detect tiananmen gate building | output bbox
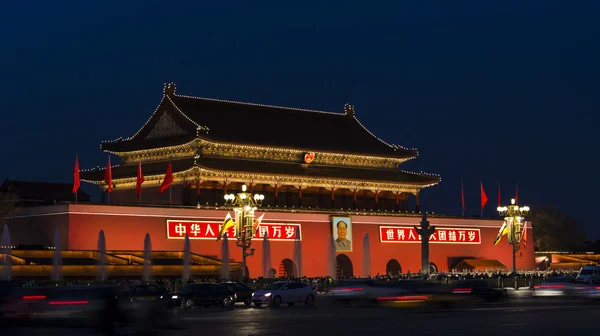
[2,83,535,279]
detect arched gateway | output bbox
[336,254,353,278]
[386,259,402,276]
[278,258,298,277]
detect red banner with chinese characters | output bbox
[379,226,481,244]
[166,220,302,241]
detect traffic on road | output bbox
[1,273,600,335]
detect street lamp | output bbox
[223,184,265,278]
[497,198,530,274]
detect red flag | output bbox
[104,155,113,193]
[461,179,465,214]
[136,160,144,197]
[159,162,173,194]
[515,184,519,203]
[480,182,488,209]
[72,154,80,194]
[497,181,501,207]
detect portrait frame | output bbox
[331,216,353,252]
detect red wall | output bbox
[4,205,70,250]
[8,204,536,277]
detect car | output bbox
[252,281,316,307]
[220,282,254,306]
[177,283,236,309]
[451,279,506,302]
[328,279,454,307]
[0,285,120,331]
[116,284,172,327]
[118,284,169,303]
[532,276,579,297]
[576,265,600,283]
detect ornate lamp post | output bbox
[497,198,530,274]
[224,184,265,278]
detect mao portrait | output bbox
[332,216,352,252]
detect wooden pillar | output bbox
[274,183,279,207]
[316,187,322,207]
[353,189,358,209]
[415,191,420,212]
[395,191,399,211]
[330,188,335,209]
[222,180,227,206]
[196,179,201,195]
[298,185,303,207]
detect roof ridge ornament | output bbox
[344,103,355,117]
[164,82,176,96]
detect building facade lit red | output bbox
[5,203,534,277]
[2,83,535,278]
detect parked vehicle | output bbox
[252,281,316,307]
[220,282,254,306]
[576,265,600,283]
[178,283,236,309]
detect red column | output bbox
[330,188,335,208]
[415,192,420,212]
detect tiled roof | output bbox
[80,157,439,186]
[81,158,196,180]
[101,85,418,158]
[0,179,90,202]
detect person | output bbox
[334,220,352,251]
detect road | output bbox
[4,298,600,335]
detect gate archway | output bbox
[278,258,298,278]
[429,262,438,274]
[386,259,402,276]
[336,254,353,278]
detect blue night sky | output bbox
[1,1,598,237]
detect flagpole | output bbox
[480,182,483,218]
[74,153,78,204]
[498,180,500,207]
[461,177,464,217]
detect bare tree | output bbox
[531,206,587,252]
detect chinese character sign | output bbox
[167,220,301,241]
[379,226,481,244]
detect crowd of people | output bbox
[9,269,581,292]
